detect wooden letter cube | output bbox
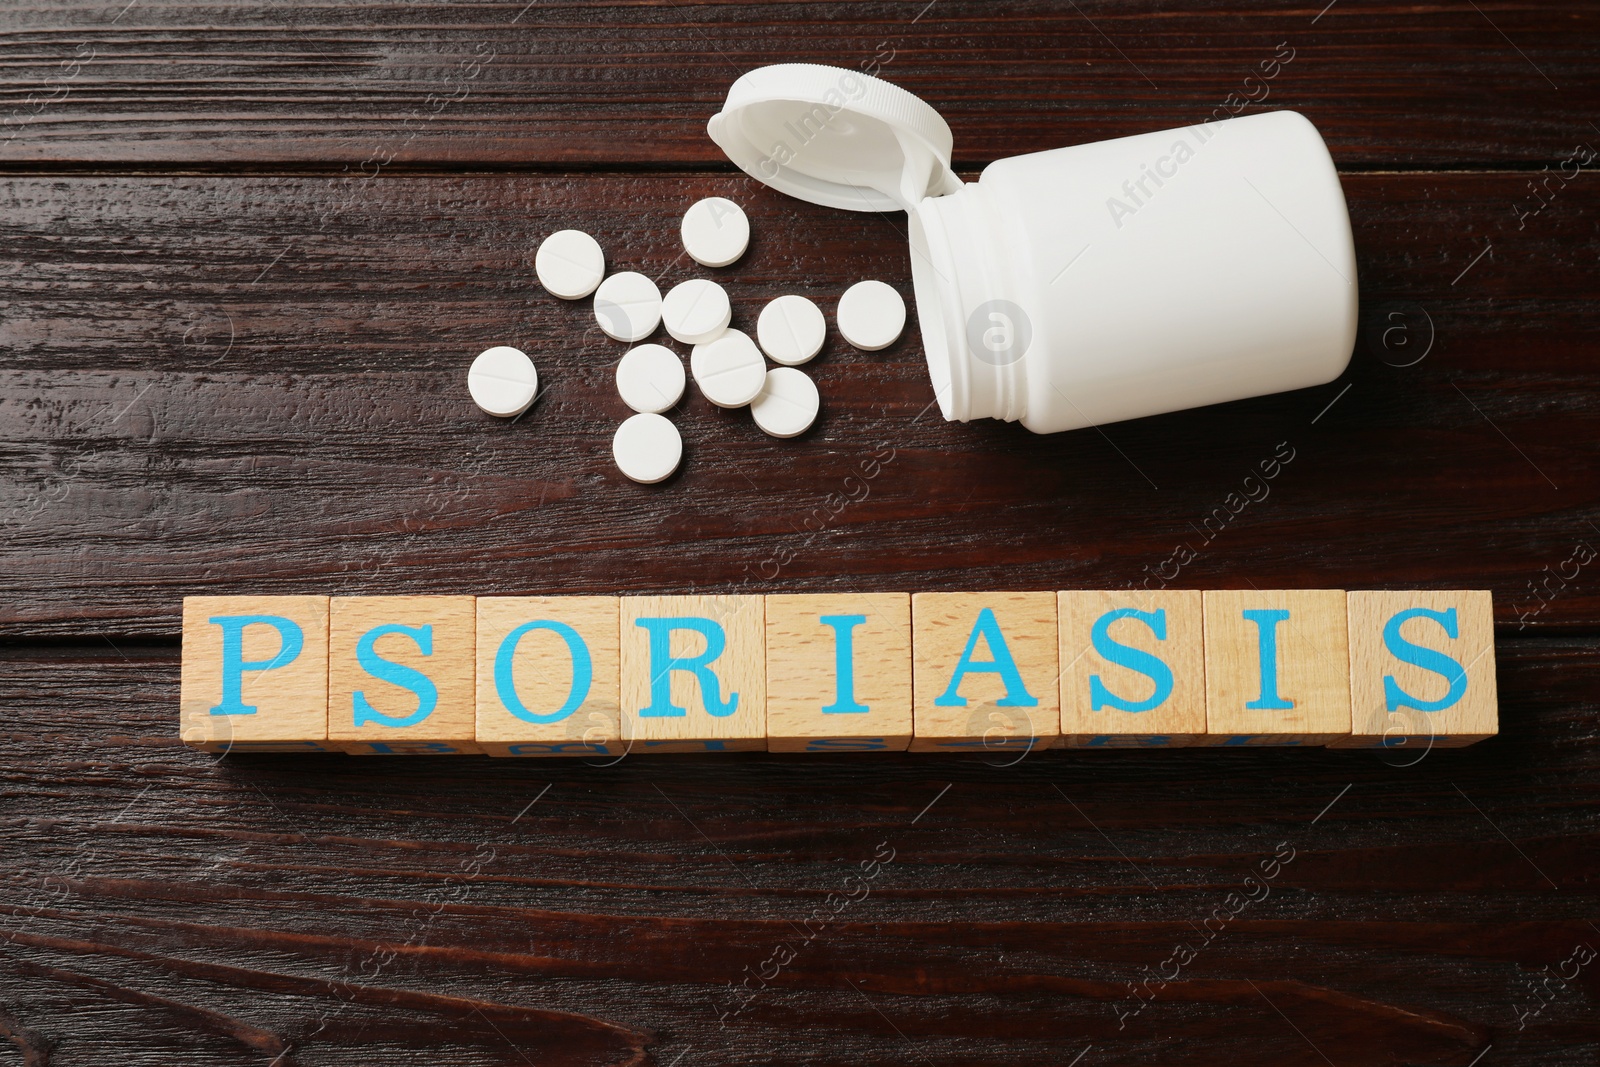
[1330,590,1498,749]
[476,596,623,757]
[180,595,333,753]
[621,596,766,753]
[328,595,480,754]
[1201,589,1350,746]
[910,592,1060,752]
[1058,590,1204,748]
[765,592,911,753]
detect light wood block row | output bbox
[179,589,1500,754]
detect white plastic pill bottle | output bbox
[708,64,1358,434]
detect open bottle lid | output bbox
[707,63,963,214]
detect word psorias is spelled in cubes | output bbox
[178,590,1499,756]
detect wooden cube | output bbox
[765,592,911,753]
[180,595,333,753]
[1058,590,1204,748]
[1329,590,1498,749]
[620,595,766,752]
[476,596,623,757]
[1200,589,1350,746]
[328,596,480,754]
[910,592,1060,752]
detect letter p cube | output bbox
[180,595,333,753]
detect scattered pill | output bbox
[593,271,663,342]
[756,294,827,366]
[615,343,687,414]
[690,329,767,408]
[750,366,820,438]
[836,279,906,351]
[681,196,750,268]
[534,229,605,300]
[661,279,733,345]
[467,345,539,418]
[613,412,682,484]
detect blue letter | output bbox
[1382,607,1468,712]
[352,624,437,728]
[1242,609,1294,710]
[495,620,592,724]
[1088,608,1174,713]
[933,608,1039,708]
[208,614,303,716]
[635,617,738,718]
[819,614,869,714]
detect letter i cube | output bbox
[1059,590,1204,748]
[476,596,624,757]
[1200,589,1350,746]
[1330,590,1498,749]
[910,592,1060,752]
[180,595,333,753]
[328,595,480,754]
[765,592,912,752]
[620,595,766,753]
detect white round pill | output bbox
[750,366,820,439]
[467,345,538,418]
[615,343,686,414]
[756,294,826,366]
[690,329,767,408]
[661,279,732,345]
[534,229,605,300]
[593,271,663,342]
[681,197,749,268]
[837,280,907,351]
[612,412,682,484]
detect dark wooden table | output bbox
[2,3,1597,1064]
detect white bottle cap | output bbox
[706,64,963,214]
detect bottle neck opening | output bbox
[909,187,1028,425]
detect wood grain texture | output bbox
[1,638,1596,1065]
[2,2,1597,1061]
[0,2,1595,166]
[0,170,1595,637]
